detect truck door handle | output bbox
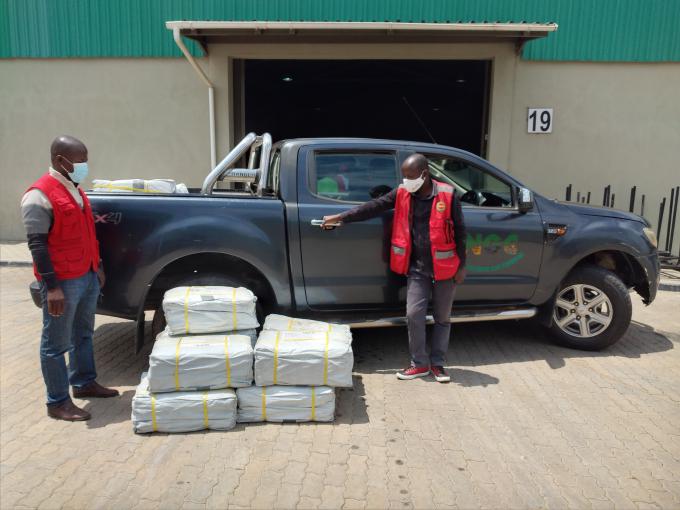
[311,219,341,229]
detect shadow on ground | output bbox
[352,318,675,374]
[90,316,675,395]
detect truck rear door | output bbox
[296,143,404,310]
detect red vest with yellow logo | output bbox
[390,179,460,281]
[27,173,100,281]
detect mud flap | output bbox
[135,305,146,354]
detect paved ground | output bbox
[1,266,679,510]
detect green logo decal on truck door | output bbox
[465,233,524,272]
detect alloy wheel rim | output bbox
[553,284,613,338]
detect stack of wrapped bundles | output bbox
[147,330,253,393]
[132,373,237,433]
[237,385,335,423]
[92,178,180,194]
[263,314,351,337]
[253,330,353,387]
[132,285,260,433]
[238,315,353,423]
[162,286,259,337]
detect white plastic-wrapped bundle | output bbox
[163,286,259,335]
[175,183,189,193]
[131,373,237,433]
[148,330,253,392]
[236,385,335,423]
[254,330,354,388]
[263,314,351,339]
[92,179,177,194]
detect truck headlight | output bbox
[643,227,657,248]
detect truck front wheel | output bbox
[549,265,632,351]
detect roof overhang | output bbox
[165,20,557,53]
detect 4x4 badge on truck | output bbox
[93,212,122,225]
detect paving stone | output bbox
[1,265,679,510]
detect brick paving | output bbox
[1,265,679,509]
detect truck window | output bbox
[309,152,398,203]
[427,155,513,208]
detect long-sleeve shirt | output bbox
[339,182,467,277]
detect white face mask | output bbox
[402,171,426,193]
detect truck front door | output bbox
[297,145,404,310]
[424,152,544,303]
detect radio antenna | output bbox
[402,96,437,144]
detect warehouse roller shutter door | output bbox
[239,59,491,156]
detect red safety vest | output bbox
[27,173,100,281]
[390,179,460,281]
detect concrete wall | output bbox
[508,61,680,254]
[0,59,211,241]
[2,51,679,255]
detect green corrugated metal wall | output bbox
[1,0,679,61]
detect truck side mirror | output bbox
[517,187,534,213]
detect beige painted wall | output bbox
[2,51,679,255]
[508,61,680,254]
[0,59,211,241]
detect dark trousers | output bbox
[406,272,457,368]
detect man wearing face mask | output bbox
[20,135,118,421]
[322,153,466,383]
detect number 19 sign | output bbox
[527,108,553,133]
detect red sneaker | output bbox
[397,366,430,380]
[430,366,451,383]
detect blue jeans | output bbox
[40,270,99,405]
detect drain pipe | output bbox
[172,27,216,169]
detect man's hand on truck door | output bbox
[321,214,344,230]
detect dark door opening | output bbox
[240,59,491,156]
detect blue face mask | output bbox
[61,157,89,184]
[71,162,89,184]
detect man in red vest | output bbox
[322,153,467,382]
[21,135,119,421]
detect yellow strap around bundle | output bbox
[224,336,232,387]
[231,288,238,329]
[323,332,329,385]
[174,338,183,390]
[310,387,316,421]
[183,287,192,332]
[272,331,281,384]
[151,394,158,432]
[261,386,267,421]
[202,392,210,428]
[287,318,293,331]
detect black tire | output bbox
[548,265,632,351]
[150,272,264,340]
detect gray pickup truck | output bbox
[88,133,659,352]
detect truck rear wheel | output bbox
[151,273,264,340]
[548,265,632,351]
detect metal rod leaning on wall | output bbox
[611,193,615,209]
[666,188,676,252]
[587,191,591,204]
[565,184,572,201]
[657,197,666,239]
[629,186,636,213]
[641,195,645,217]
[669,186,679,253]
